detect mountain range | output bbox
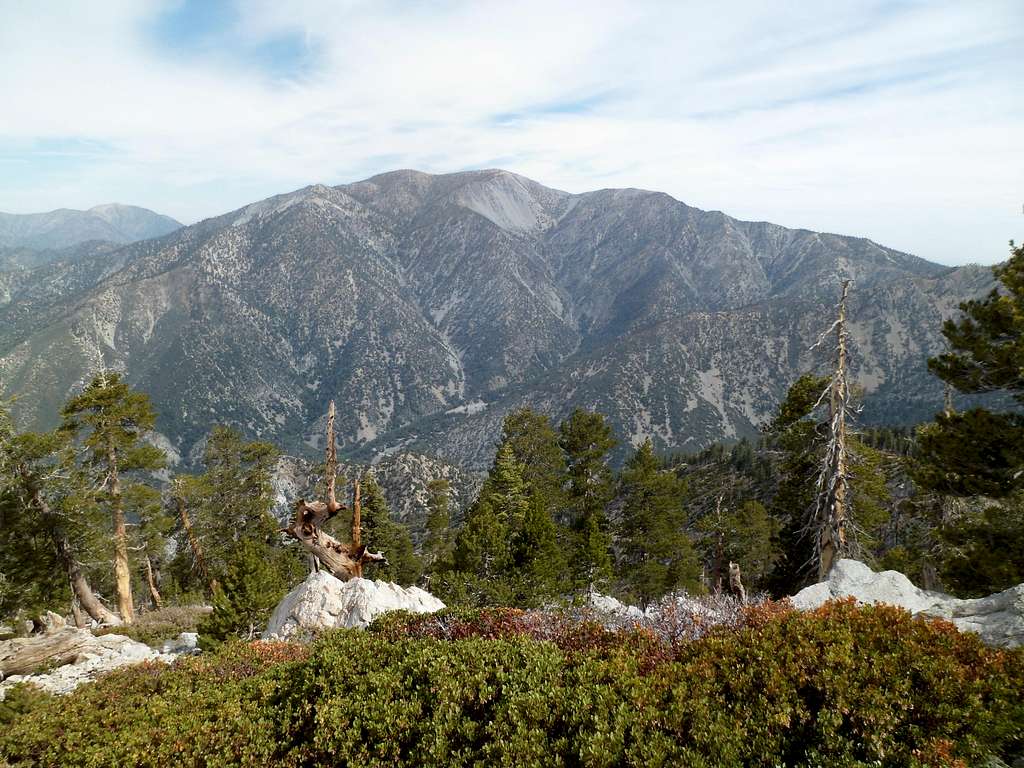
[0,169,995,469]
[0,203,182,256]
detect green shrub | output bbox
[0,683,53,726]
[1,602,1021,767]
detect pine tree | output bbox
[445,496,513,606]
[559,409,616,590]
[499,408,568,513]
[197,538,293,650]
[921,241,1024,497]
[168,425,292,598]
[360,472,421,585]
[443,446,526,605]
[60,373,165,623]
[617,440,700,607]
[423,478,453,571]
[697,500,780,594]
[0,405,117,624]
[509,494,567,606]
[908,242,1024,592]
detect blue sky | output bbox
[0,0,1021,265]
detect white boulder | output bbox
[262,572,446,641]
[791,559,1024,648]
[160,632,199,656]
[586,591,645,621]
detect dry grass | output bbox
[94,604,211,647]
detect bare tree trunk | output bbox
[817,280,851,580]
[175,493,218,594]
[59,528,122,626]
[70,588,85,628]
[108,436,134,624]
[281,401,387,580]
[145,556,163,610]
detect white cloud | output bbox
[0,0,1020,264]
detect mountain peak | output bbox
[0,204,182,250]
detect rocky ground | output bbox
[0,626,197,699]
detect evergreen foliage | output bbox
[697,499,780,593]
[616,440,700,606]
[59,372,166,621]
[441,417,568,607]
[360,472,421,586]
[196,538,297,651]
[167,426,285,596]
[422,478,452,570]
[922,241,1024,497]
[559,408,616,590]
[498,408,568,512]
[0,406,114,620]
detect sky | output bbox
[0,0,1021,266]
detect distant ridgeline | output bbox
[0,169,997,470]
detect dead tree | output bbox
[813,280,852,580]
[144,556,163,610]
[710,494,726,594]
[281,401,386,579]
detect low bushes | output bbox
[1,601,1021,767]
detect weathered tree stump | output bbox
[280,402,386,580]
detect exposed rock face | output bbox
[262,571,445,641]
[0,627,195,698]
[791,559,1024,648]
[0,169,993,468]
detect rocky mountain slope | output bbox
[0,169,995,469]
[270,451,481,544]
[0,203,181,252]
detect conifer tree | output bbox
[0,404,119,624]
[446,496,512,606]
[509,494,567,606]
[697,499,780,593]
[197,538,291,650]
[499,408,568,513]
[423,478,453,571]
[442,422,568,606]
[559,409,616,590]
[360,472,421,585]
[906,242,1024,592]
[920,241,1024,497]
[200,425,281,544]
[60,373,165,623]
[617,440,700,607]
